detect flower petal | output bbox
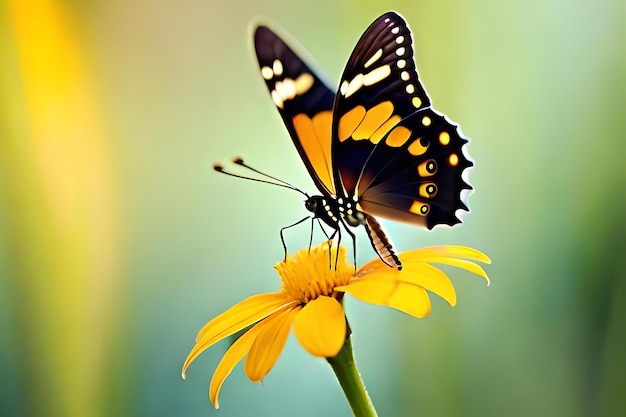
[195,292,291,341]
[293,296,346,357]
[416,256,490,285]
[208,321,265,409]
[352,262,457,306]
[337,279,432,318]
[403,245,491,264]
[244,307,300,382]
[182,292,295,379]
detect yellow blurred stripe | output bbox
[1,1,123,416]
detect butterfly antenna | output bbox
[232,157,304,190]
[213,158,309,198]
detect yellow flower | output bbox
[182,242,490,408]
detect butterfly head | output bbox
[304,196,318,213]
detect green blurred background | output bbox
[1,0,625,416]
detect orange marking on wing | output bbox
[409,201,430,216]
[293,112,335,193]
[386,126,412,147]
[338,106,366,141]
[370,115,401,144]
[407,137,428,156]
[352,101,394,140]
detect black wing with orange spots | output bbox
[357,109,473,229]
[331,11,472,229]
[251,13,474,270]
[254,26,336,195]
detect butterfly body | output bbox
[304,195,364,229]
[252,12,473,269]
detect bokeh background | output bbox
[1,0,625,416]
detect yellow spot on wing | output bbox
[338,106,366,141]
[370,115,401,144]
[407,138,428,155]
[449,153,459,166]
[292,112,335,193]
[386,126,412,147]
[363,65,391,86]
[364,48,383,69]
[418,160,437,177]
[419,183,438,198]
[295,73,314,95]
[409,201,430,216]
[412,97,422,108]
[352,101,394,140]
[439,131,450,145]
[422,116,431,126]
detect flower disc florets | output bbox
[275,243,353,303]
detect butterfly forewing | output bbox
[335,12,430,115]
[330,12,433,195]
[254,26,336,195]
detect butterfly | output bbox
[241,11,472,270]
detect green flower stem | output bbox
[327,336,378,417]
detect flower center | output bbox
[275,243,353,304]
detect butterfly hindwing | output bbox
[254,26,336,195]
[357,108,473,229]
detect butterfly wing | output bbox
[331,11,472,228]
[254,25,336,195]
[357,109,473,229]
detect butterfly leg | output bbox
[344,226,357,273]
[325,227,339,269]
[280,216,311,261]
[337,218,357,273]
[317,218,332,240]
[307,217,315,253]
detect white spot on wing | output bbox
[282,78,296,99]
[401,71,410,81]
[340,80,349,96]
[344,73,364,98]
[275,80,286,98]
[261,66,273,80]
[391,27,400,34]
[406,84,415,94]
[397,59,406,69]
[363,65,391,86]
[272,59,283,76]
[271,90,283,109]
[396,47,406,56]
[396,36,404,44]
